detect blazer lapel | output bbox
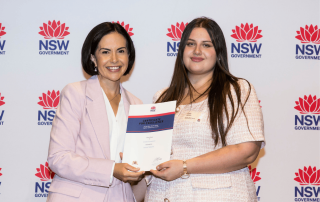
[85,76,110,159]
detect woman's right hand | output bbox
[114,153,144,183]
[113,163,145,183]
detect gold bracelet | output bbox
[181,160,190,179]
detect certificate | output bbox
[122,101,176,171]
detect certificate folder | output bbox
[123,101,176,171]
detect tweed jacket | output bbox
[145,80,265,202]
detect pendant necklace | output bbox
[109,92,120,102]
[105,86,120,102]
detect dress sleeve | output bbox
[225,80,265,148]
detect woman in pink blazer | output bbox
[46,22,145,202]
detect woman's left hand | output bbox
[150,160,183,181]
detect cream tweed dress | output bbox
[144,80,265,202]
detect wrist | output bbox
[181,160,190,179]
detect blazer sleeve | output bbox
[47,83,114,187]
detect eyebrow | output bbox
[187,38,212,43]
[99,47,126,51]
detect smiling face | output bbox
[91,32,129,83]
[183,27,217,77]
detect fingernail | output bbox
[157,166,159,169]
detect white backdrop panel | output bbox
[0,0,319,201]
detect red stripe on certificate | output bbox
[128,112,175,118]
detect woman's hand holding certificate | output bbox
[150,160,184,181]
[113,162,144,183]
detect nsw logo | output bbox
[294,95,320,130]
[150,106,156,112]
[295,25,320,60]
[112,21,134,36]
[294,166,320,200]
[0,23,6,55]
[35,162,55,197]
[249,165,261,201]
[230,23,263,59]
[0,167,2,189]
[166,22,188,57]
[37,90,59,125]
[0,92,5,125]
[0,92,5,106]
[39,20,70,55]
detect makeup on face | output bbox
[183,28,217,76]
[191,57,204,62]
[92,32,129,82]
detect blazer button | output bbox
[164,198,170,202]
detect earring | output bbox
[94,66,97,72]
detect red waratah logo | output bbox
[294,166,320,186]
[295,25,320,44]
[37,90,60,109]
[0,93,5,106]
[294,95,320,114]
[112,21,134,36]
[0,168,2,177]
[231,23,263,42]
[38,20,70,39]
[35,162,55,181]
[249,165,261,183]
[0,23,6,38]
[166,22,188,41]
[150,106,156,112]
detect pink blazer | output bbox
[47,75,142,202]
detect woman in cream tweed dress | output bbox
[133,17,265,202]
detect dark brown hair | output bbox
[157,17,251,147]
[81,22,135,76]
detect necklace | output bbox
[104,86,120,102]
[109,93,120,102]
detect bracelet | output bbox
[181,160,190,179]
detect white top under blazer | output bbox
[144,79,265,202]
[101,88,127,185]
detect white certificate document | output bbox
[122,101,176,171]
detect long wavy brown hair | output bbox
[156,17,251,147]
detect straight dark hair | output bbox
[81,22,135,76]
[157,17,251,147]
